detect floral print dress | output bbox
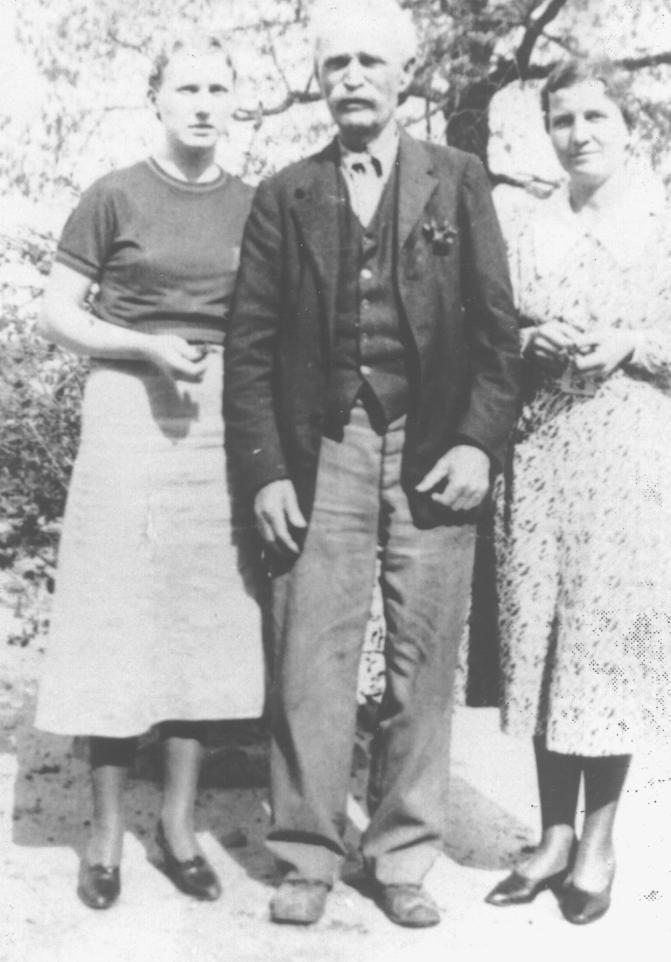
[495,176,671,755]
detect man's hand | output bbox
[572,330,637,377]
[254,479,307,555]
[415,444,490,511]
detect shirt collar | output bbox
[338,123,400,180]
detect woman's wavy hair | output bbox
[541,58,637,131]
[148,32,235,97]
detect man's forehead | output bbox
[316,24,402,64]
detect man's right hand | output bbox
[254,479,307,555]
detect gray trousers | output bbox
[268,403,476,884]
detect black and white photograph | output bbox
[1,1,670,960]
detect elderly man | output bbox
[225,0,520,927]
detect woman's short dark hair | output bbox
[148,33,235,96]
[541,58,637,130]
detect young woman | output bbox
[487,59,671,924]
[35,34,265,909]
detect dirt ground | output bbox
[1,628,671,962]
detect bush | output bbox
[0,227,86,577]
[0,318,86,574]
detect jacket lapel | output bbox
[396,131,439,254]
[290,140,342,343]
[290,133,439,347]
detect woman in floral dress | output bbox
[486,59,671,924]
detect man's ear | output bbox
[399,56,416,96]
[147,88,161,120]
[313,55,324,95]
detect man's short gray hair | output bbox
[311,0,418,66]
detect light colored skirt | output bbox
[36,348,266,737]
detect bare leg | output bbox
[516,737,580,880]
[87,737,137,865]
[572,753,631,891]
[159,721,208,859]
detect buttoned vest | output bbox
[326,162,411,432]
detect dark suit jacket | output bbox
[225,131,521,528]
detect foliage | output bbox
[0,229,86,574]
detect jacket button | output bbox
[360,364,372,375]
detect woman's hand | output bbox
[40,265,209,381]
[146,336,209,382]
[572,330,637,377]
[525,320,582,373]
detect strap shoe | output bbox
[156,821,221,901]
[77,862,120,910]
[560,878,613,925]
[485,865,571,906]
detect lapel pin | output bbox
[422,218,457,253]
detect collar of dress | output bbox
[532,166,666,274]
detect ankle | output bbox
[86,824,124,866]
[158,810,199,858]
[518,834,575,879]
[571,842,616,890]
[159,807,195,834]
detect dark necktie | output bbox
[351,155,383,177]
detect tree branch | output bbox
[617,51,671,70]
[265,27,294,97]
[106,29,149,56]
[233,89,322,122]
[514,0,569,78]
[541,30,579,54]
[491,48,671,86]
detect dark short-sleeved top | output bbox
[56,158,253,341]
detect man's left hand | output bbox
[415,444,491,511]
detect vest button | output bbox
[360,364,372,375]
[361,299,370,310]
[360,268,372,280]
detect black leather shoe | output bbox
[376,884,441,928]
[485,866,570,906]
[156,821,222,901]
[560,880,612,924]
[77,862,120,910]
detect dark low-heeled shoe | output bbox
[156,821,222,901]
[77,861,120,910]
[560,879,613,925]
[485,865,570,907]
